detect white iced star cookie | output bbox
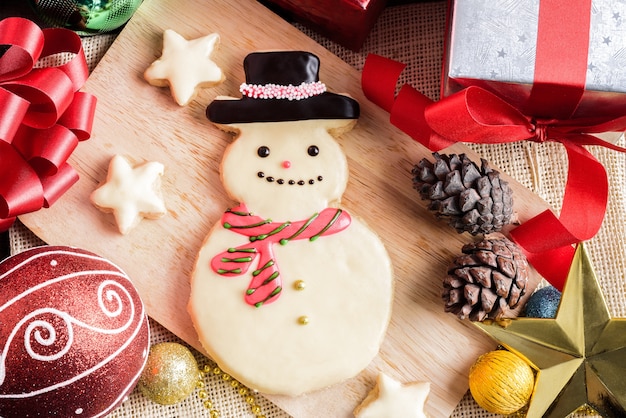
[144,29,224,106]
[90,155,166,235]
[354,373,430,418]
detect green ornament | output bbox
[29,0,143,34]
[138,342,199,405]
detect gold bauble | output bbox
[469,349,534,415]
[138,342,199,405]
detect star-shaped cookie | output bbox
[90,155,166,235]
[144,29,224,106]
[354,373,430,418]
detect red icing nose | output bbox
[282,160,291,169]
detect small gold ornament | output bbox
[138,346,268,416]
[138,342,199,405]
[469,350,534,414]
[294,280,306,290]
[298,315,310,325]
[474,243,626,417]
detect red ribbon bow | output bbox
[362,54,626,291]
[0,17,97,231]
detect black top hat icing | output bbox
[207,51,360,124]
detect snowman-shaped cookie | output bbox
[189,51,394,396]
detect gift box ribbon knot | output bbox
[0,17,96,231]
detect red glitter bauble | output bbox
[0,246,150,418]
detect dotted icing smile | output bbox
[257,171,323,185]
[255,144,322,186]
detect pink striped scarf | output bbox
[210,205,351,307]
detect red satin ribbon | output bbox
[362,54,626,290]
[525,0,591,119]
[0,17,96,230]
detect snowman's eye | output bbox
[257,146,270,158]
[307,145,319,157]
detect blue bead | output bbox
[525,286,561,318]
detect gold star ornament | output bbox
[475,243,626,417]
[90,155,166,235]
[353,373,430,418]
[144,29,224,106]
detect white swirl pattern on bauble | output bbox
[0,249,145,399]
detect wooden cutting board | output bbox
[20,0,550,416]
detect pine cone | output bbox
[442,238,529,321]
[412,153,514,235]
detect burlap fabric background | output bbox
[7,1,625,416]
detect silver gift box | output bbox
[442,0,626,119]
